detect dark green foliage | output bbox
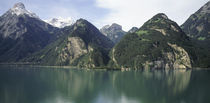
[189,39,210,68]
[111,13,194,69]
[70,20,114,49]
[23,19,114,68]
[181,1,210,68]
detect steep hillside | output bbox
[110,13,195,70]
[182,1,210,68]
[23,19,114,68]
[0,2,57,62]
[182,1,210,40]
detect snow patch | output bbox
[10,2,39,18]
[45,17,74,28]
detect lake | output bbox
[0,65,210,103]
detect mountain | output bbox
[181,1,210,67]
[0,2,57,62]
[45,17,74,28]
[110,13,194,70]
[6,2,39,18]
[181,1,210,40]
[128,27,138,33]
[23,19,114,68]
[100,23,126,44]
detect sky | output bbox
[0,0,209,31]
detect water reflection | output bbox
[0,66,209,103]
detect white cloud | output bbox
[29,4,80,21]
[47,6,80,20]
[95,0,209,31]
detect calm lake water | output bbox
[0,65,210,103]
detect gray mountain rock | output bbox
[181,1,210,40]
[100,23,126,44]
[128,27,138,33]
[0,2,57,62]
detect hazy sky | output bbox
[0,0,209,31]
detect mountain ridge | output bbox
[110,13,194,69]
[45,17,74,28]
[22,19,114,68]
[181,1,210,40]
[181,1,210,68]
[0,2,58,62]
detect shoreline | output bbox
[0,63,209,71]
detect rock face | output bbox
[181,1,210,40]
[128,27,138,33]
[0,2,57,62]
[59,37,88,64]
[164,43,191,69]
[100,23,126,44]
[111,13,193,70]
[24,19,114,68]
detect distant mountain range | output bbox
[45,17,74,28]
[0,2,210,69]
[100,23,126,44]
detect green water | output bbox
[0,66,210,103]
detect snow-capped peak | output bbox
[9,2,39,18]
[13,2,25,9]
[102,25,110,29]
[45,17,74,28]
